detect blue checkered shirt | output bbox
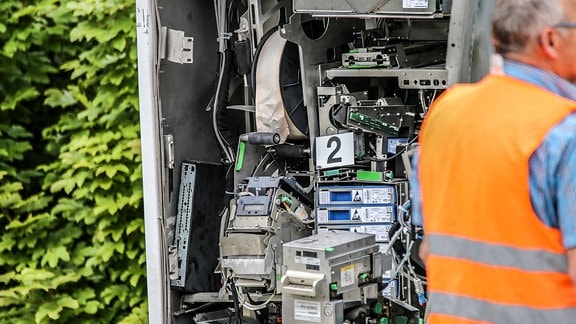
[412,60,576,249]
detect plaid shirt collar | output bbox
[503,59,576,102]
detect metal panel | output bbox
[294,0,438,18]
[136,0,167,323]
[446,0,493,85]
[138,0,225,322]
[221,234,268,256]
[170,162,225,292]
[156,1,223,321]
[326,67,448,90]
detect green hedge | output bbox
[0,0,146,322]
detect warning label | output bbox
[341,264,355,287]
[352,190,363,202]
[351,208,362,221]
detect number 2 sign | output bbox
[315,133,355,169]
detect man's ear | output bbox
[539,28,561,59]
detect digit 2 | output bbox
[327,137,342,164]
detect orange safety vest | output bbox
[419,74,576,323]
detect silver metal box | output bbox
[281,232,381,323]
[282,232,379,290]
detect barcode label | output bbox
[294,300,321,322]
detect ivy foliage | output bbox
[0,0,146,323]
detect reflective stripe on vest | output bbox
[429,234,568,273]
[430,292,576,324]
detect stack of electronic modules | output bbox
[342,43,447,70]
[316,183,400,298]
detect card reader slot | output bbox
[280,270,325,297]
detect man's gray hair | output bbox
[492,0,564,54]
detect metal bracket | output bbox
[163,134,175,169]
[159,27,194,64]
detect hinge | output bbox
[159,27,194,64]
[163,134,175,169]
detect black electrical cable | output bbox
[268,151,287,176]
[212,0,239,165]
[251,152,284,177]
[230,280,243,324]
[227,0,235,24]
[214,50,236,159]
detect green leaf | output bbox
[42,246,70,268]
[50,178,76,194]
[126,219,144,235]
[35,301,62,322]
[16,195,52,213]
[52,198,83,215]
[112,227,124,242]
[96,164,129,178]
[6,213,52,230]
[112,37,126,51]
[1,87,39,110]
[17,268,55,282]
[44,89,78,108]
[84,300,99,314]
[0,297,21,308]
[0,271,16,284]
[57,296,79,310]
[129,273,141,287]
[125,248,138,260]
[99,243,116,262]
[2,39,24,58]
[75,288,96,304]
[95,194,118,214]
[6,125,32,139]
[50,272,81,288]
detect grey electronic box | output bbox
[281,232,382,323]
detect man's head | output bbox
[492,0,576,82]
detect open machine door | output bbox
[136,1,494,323]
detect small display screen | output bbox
[303,251,318,258]
[387,137,409,155]
[244,204,265,211]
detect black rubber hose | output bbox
[274,144,310,159]
[250,27,280,99]
[245,132,281,145]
